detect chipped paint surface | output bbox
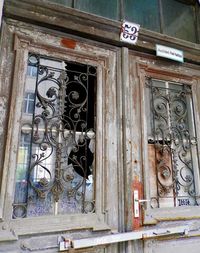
[0,96,7,136]
[61,38,76,49]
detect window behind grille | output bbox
[146,79,200,208]
[13,54,97,218]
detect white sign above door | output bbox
[156,44,184,63]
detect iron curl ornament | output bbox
[13,54,96,218]
[146,78,200,208]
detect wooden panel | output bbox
[133,52,200,224]
[0,23,120,236]
[148,238,200,253]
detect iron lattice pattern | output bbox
[13,54,96,218]
[147,78,200,208]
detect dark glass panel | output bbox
[161,0,196,42]
[48,0,72,7]
[75,0,119,20]
[124,0,160,32]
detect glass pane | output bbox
[161,0,196,42]
[13,54,97,218]
[27,66,37,77]
[124,0,160,32]
[48,0,72,7]
[146,78,200,209]
[24,92,35,114]
[75,0,119,20]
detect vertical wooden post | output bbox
[0,0,4,28]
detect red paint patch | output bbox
[61,38,76,49]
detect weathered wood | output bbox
[131,52,200,225]
[0,230,17,242]
[0,2,200,252]
[147,237,200,253]
[3,0,200,64]
[0,23,122,237]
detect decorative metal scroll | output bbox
[147,78,200,208]
[13,54,96,218]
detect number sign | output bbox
[120,21,140,45]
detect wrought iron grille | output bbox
[146,78,200,208]
[13,54,97,218]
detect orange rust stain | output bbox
[132,177,143,230]
[61,38,77,49]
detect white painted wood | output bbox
[148,237,200,253]
[0,230,17,242]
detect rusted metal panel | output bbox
[148,144,174,209]
[132,178,143,229]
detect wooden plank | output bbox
[0,230,18,242]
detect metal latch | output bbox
[58,237,72,251]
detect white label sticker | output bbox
[156,44,184,63]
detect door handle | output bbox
[133,190,150,217]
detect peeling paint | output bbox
[0,96,7,136]
[61,38,76,49]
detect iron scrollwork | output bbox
[13,54,96,218]
[147,78,199,208]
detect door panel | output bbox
[127,51,200,224]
